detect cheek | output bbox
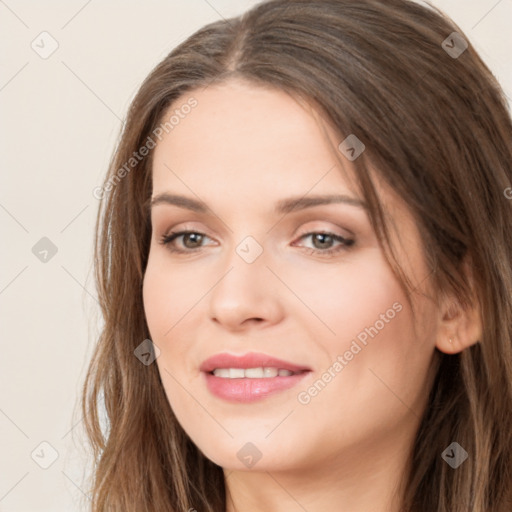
[142,251,211,390]
[142,258,196,408]
[294,253,427,408]
[303,288,433,446]
[142,253,197,340]
[293,250,407,347]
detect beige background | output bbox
[0,1,511,510]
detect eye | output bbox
[294,231,355,256]
[159,230,212,253]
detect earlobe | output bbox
[436,332,480,355]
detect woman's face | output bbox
[143,78,439,474]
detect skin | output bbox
[142,78,482,512]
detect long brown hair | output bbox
[82,0,512,510]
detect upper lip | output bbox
[200,352,312,373]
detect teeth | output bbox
[212,368,230,378]
[212,367,297,378]
[246,367,276,378]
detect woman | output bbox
[82,0,512,510]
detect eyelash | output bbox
[158,230,355,257]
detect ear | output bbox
[435,257,483,355]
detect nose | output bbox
[208,244,285,331]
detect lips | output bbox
[200,351,312,403]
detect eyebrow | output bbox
[150,192,367,214]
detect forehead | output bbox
[151,79,360,199]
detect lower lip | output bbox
[203,371,310,403]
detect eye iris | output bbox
[183,233,203,248]
[312,233,333,249]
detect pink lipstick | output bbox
[200,352,311,403]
